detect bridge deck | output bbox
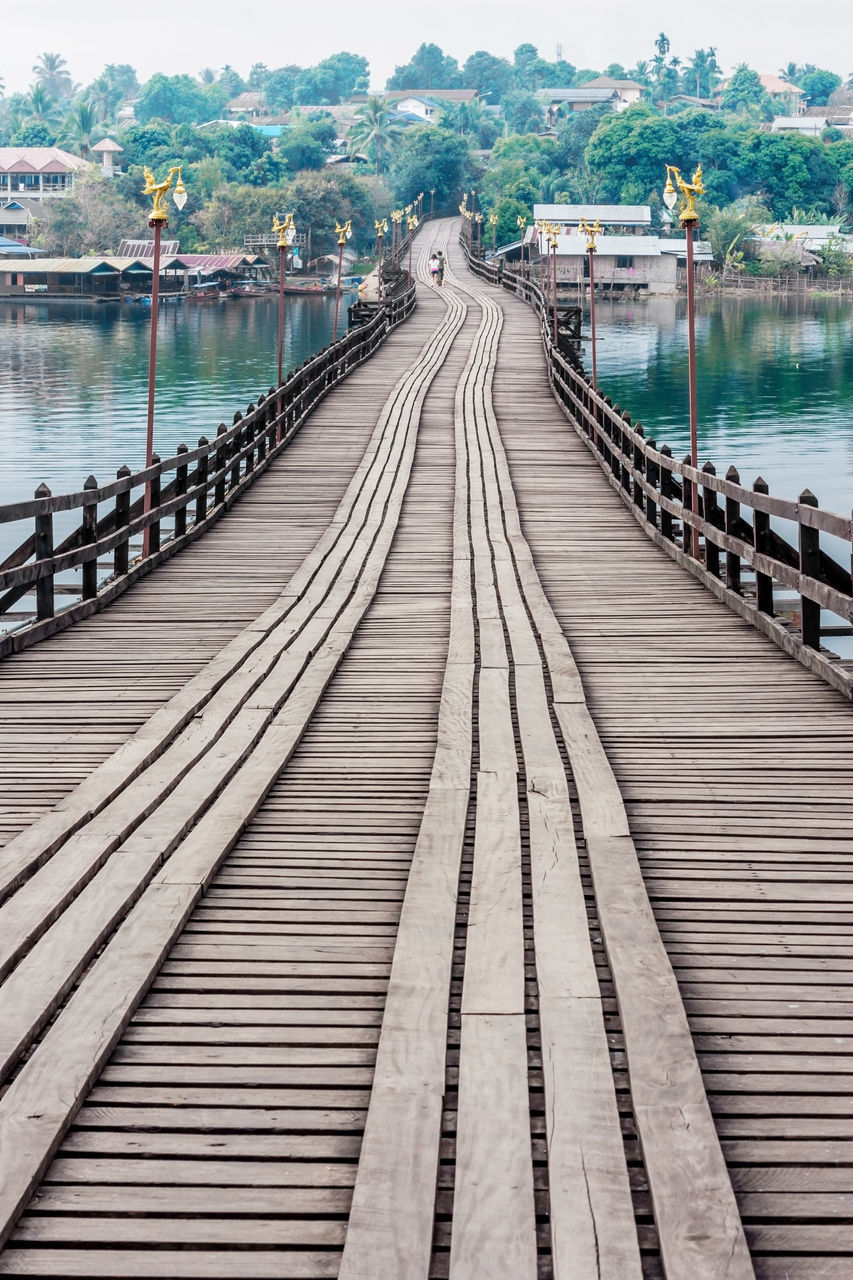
[0,223,851,1279]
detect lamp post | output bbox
[391,210,403,263]
[517,215,527,275]
[333,218,352,341]
[488,213,498,254]
[417,192,424,219]
[272,212,295,388]
[474,211,483,259]
[406,212,418,283]
[579,217,601,388]
[663,162,705,559]
[430,188,435,217]
[547,222,559,346]
[375,217,387,306]
[141,163,186,558]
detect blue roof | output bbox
[0,235,45,256]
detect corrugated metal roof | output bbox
[534,204,652,224]
[4,257,120,274]
[0,147,89,173]
[538,87,618,102]
[537,233,664,257]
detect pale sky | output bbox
[2,0,851,97]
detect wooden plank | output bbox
[449,1013,538,1279]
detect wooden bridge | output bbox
[0,220,852,1279]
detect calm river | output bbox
[1,289,851,536]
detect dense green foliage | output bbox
[0,37,850,271]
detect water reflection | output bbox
[0,296,338,508]
[592,294,853,517]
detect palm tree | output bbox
[26,85,60,125]
[61,100,102,158]
[779,62,801,84]
[32,52,74,101]
[628,60,651,86]
[655,33,670,58]
[348,95,404,176]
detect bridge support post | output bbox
[215,426,228,507]
[645,439,658,528]
[682,455,694,556]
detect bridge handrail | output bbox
[0,279,417,658]
[463,239,853,698]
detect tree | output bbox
[11,120,56,147]
[584,105,679,201]
[388,124,473,208]
[685,48,719,99]
[61,100,102,158]
[218,66,244,97]
[799,68,842,106]
[32,52,74,101]
[701,197,766,268]
[554,103,612,168]
[655,33,670,57]
[502,91,544,135]
[387,43,462,91]
[779,62,801,84]
[277,128,328,172]
[24,85,60,126]
[32,169,142,254]
[348,95,404,175]
[292,55,368,106]
[721,65,771,115]
[265,66,302,112]
[135,73,212,125]
[463,51,513,103]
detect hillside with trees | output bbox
[1,38,851,270]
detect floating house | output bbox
[531,230,680,294]
[534,204,653,234]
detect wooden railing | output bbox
[0,278,416,659]
[464,243,853,699]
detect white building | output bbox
[0,147,89,201]
[534,204,652,234]
[533,231,678,294]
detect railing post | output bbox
[245,405,256,475]
[702,461,721,579]
[114,465,131,578]
[619,411,632,496]
[230,413,242,491]
[753,476,774,615]
[195,437,209,526]
[660,446,674,542]
[215,425,228,507]
[148,453,161,555]
[174,444,189,538]
[256,396,267,463]
[725,465,742,593]
[34,483,54,621]
[798,488,821,649]
[645,438,658,528]
[81,475,98,600]
[682,456,694,555]
[633,424,645,512]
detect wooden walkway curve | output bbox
[0,220,851,1279]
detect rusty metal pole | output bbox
[143,216,163,559]
[685,221,700,558]
[588,247,598,389]
[551,240,558,346]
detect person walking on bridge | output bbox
[428,253,440,285]
[436,251,446,287]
